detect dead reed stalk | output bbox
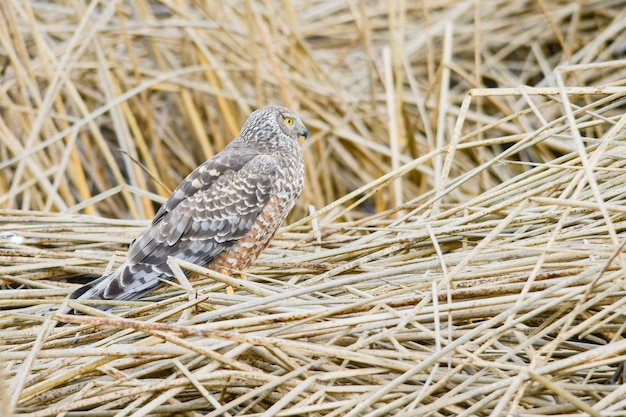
[2,1,626,416]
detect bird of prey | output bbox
[65,105,307,311]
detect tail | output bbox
[61,262,170,315]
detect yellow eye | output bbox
[284,117,294,125]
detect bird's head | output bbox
[240,105,308,149]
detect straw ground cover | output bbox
[2,0,626,415]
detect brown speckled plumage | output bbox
[67,105,307,307]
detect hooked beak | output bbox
[296,118,309,139]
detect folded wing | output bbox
[68,150,277,304]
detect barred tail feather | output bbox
[63,262,169,315]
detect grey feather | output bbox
[64,105,306,313]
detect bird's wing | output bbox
[128,152,277,267]
[70,150,278,303]
[151,141,257,226]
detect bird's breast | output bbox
[209,148,304,273]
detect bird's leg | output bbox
[218,268,235,295]
[223,269,247,295]
[230,272,248,294]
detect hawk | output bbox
[66,105,307,310]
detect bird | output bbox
[64,105,307,312]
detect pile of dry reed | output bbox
[2,1,626,416]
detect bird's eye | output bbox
[284,117,294,125]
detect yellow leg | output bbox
[219,268,234,295]
[225,271,246,295]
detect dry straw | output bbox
[2,1,626,416]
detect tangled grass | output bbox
[2,0,626,416]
